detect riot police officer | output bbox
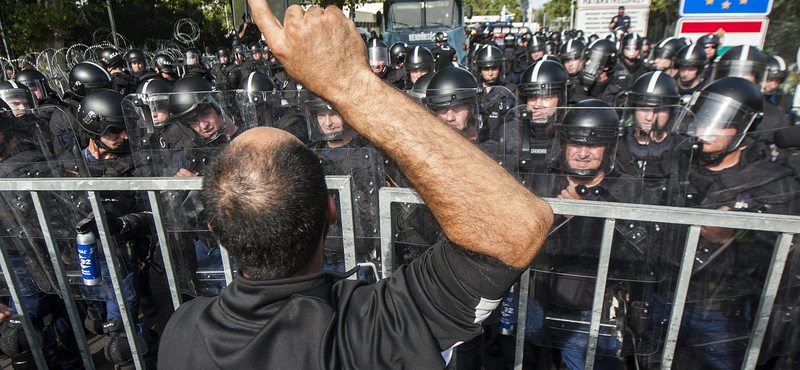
[183,48,210,79]
[424,67,482,142]
[124,49,150,82]
[389,42,408,70]
[368,38,404,89]
[651,37,687,77]
[209,46,239,90]
[431,32,456,72]
[573,39,619,103]
[14,69,63,106]
[0,80,36,117]
[98,47,137,95]
[403,46,434,88]
[151,54,179,84]
[674,43,708,103]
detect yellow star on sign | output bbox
[740,0,747,3]
[706,0,713,4]
[722,0,731,8]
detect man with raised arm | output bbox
[158,1,553,369]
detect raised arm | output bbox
[249,0,552,268]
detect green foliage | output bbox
[542,0,570,19]
[764,0,800,65]
[465,0,527,22]
[0,0,103,53]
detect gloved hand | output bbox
[76,212,126,237]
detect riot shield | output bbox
[510,106,685,359]
[123,90,257,297]
[0,107,66,298]
[313,147,383,281]
[479,85,516,144]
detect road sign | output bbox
[675,18,768,51]
[578,0,651,8]
[575,7,649,36]
[679,0,773,18]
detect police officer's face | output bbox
[98,127,128,151]
[409,68,429,83]
[152,107,170,125]
[4,68,13,80]
[219,55,229,64]
[370,59,386,74]
[4,97,31,117]
[530,50,544,61]
[654,57,672,70]
[131,61,144,73]
[634,107,670,132]
[697,125,737,153]
[316,109,344,135]
[704,44,717,59]
[27,85,43,100]
[189,106,223,138]
[566,143,605,171]
[764,79,779,94]
[252,51,262,61]
[563,58,584,75]
[526,94,559,120]
[678,66,700,84]
[623,46,639,60]
[436,104,470,131]
[480,66,500,82]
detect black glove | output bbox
[76,212,125,236]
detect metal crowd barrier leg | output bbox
[742,232,796,369]
[87,190,147,370]
[583,218,616,370]
[0,236,49,368]
[378,187,424,278]
[30,191,96,369]
[147,190,182,311]
[326,176,357,278]
[660,225,702,370]
[514,269,531,370]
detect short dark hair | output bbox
[619,6,625,9]
[201,139,328,280]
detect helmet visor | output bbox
[687,91,759,151]
[711,60,768,91]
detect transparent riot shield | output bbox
[509,106,687,360]
[654,118,800,369]
[313,147,383,281]
[0,108,64,299]
[479,85,516,144]
[123,90,257,297]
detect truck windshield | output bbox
[387,0,461,31]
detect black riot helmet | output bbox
[389,42,408,68]
[136,78,172,127]
[169,77,231,145]
[520,32,533,45]
[559,38,586,61]
[125,49,146,64]
[580,39,617,87]
[518,59,569,126]
[688,77,763,161]
[545,41,557,55]
[504,33,516,48]
[528,36,547,53]
[405,46,435,73]
[652,37,687,68]
[554,99,621,177]
[424,67,480,131]
[434,32,448,44]
[233,44,248,57]
[240,72,280,127]
[620,33,642,60]
[184,48,202,66]
[153,54,177,75]
[408,71,435,101]
[367,38,390,76]
[0,80,36,115]
[697,34,720,47]
[303,91,350,142]
[711,45,769,90]
[626,71,680,107]
[98,47,125,70]
[67,62,113,99]
[14,69,52,101]
[674,43,707,68]
[217,46,231,58]
[475,45,505,84]
[77,89,126,137]
[249,43,263,58]
[766,55,788,82]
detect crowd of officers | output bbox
[0,18,799,370]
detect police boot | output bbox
[103,320,159,370]
[0,316,42,370]
[83,305,106,335]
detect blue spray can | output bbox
[76,219,101,286]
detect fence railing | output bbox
[0,177,797,370]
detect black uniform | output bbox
[432,43,457,72]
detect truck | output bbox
[378,0,470,63]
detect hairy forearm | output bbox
[331,72,553,268]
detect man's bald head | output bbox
[201,127,328,280]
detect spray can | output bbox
[76,219,101,286]
[499,284,517,336]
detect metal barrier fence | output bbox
[0,178,797,369]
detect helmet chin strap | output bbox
[697,149,728,166]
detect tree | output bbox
[465,0,527,22]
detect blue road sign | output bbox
[679,0,773,17]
